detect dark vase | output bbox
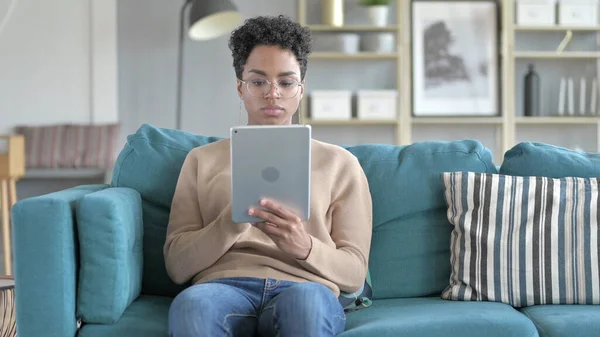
[524,64,540,117]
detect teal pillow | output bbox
[76,187,144,324]
[111,124,222,297]
[501,142,600,178]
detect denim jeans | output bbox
[168,277,346,337]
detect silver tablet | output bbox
[230,125,311,224]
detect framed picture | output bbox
[411,1,499,117]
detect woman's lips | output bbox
[262,105,284,116]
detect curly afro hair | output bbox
[228,15,312,80]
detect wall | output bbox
[117,0,298,141]
[0,0,118,134]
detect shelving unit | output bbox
[297,0,411,147]
[506,0,600,154]
[296,0,600,160]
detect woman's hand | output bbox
[248,199,312,260]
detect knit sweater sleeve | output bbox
[297,154,373,294]
[163,149,249,284]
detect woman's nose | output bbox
[265,83,280,98]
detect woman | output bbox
[164,15,373,337]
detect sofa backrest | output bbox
[344,141,496,299]
[111,124,497,299]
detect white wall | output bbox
[0,0,118,135]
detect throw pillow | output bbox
[441,171,600,307]
[76,187,144,324]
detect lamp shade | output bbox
[188,0,242,40]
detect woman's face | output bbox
[237,45,304,125]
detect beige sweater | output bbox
[163,138,373,296]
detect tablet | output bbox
[230,125,311,224]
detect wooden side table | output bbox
[0,135,25,276]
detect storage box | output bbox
[357,90,398,121]
[558,0,599,26]
[310,90,352,120]
[516,0,556,26]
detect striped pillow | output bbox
[441,171,600,307]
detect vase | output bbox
[367,5,389,27]
[322,0,344,27]
[524,64,540,117]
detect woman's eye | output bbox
[279,81,295,87]
[251,80,267,86]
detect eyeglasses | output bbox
[240,78,303,99]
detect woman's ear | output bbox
[236,79,243,99]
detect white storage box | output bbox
[357,90,398,120]
[310,90,352,120]
[516,0,556,26]
[558,0,599,26]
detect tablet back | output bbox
[230,125,311,223]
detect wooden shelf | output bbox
[308,25,398,32]
[513,51,600,59]
[412,117,504,125]
[309,52,398,60]
[303,119,398,126]
[514,25,600,32]
[516,116,599,124]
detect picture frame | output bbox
[411,0,500,117]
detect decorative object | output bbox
[357,90,398,120]
[412,1,499,116]
[591,78,597,114]
[516,0,556,26]
[523,63,540,116]
[176,0,242,129]
[310,90,352,120]
[580,77,586,115]
[558,0,599,26]
[0,135,24,276]
[340,33,360,53]
[361,32,395,53]
[322,0,344,26]
[0,276,15,336]
[360,0,392,26]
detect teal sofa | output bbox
[12,124,600,337]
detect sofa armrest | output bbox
[12,184,109,337]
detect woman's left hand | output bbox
[248,199,312,260]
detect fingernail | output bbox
[260,199,267,205]
[248,209,254,215]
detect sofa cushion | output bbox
[76,187,144,324]
[441,171,600,306]
[520,305,600,337]
[339,297,538,337]
[344,140,496,299]
[78,295,171,337]
[501,142,600,178]
[111,124,222,297]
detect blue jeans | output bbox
[168,277,346,337]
